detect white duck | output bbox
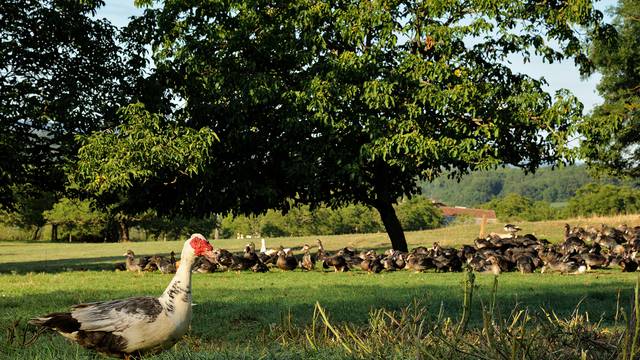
[260,238,290,256]
[29,234,214,359]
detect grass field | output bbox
[1,214,639,359]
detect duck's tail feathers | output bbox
[29,312,81,333]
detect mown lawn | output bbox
[1,214,639,359]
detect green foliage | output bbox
[0,0,145,208]
[581,0,640,178]
[336,205,384,234]
[138,214,218,241]
[566,183,640,217]
[74,103,218,194]
[219,204,384,239]
[481,193,559,222]
[395,197,443,231]
[219,199,443,238]
[43,198,108,242]
[75,0,612,251]
[0,223,38,242]
[0,186,55,240]
[482,182,640,221]
[422,165,596,206]
[219,214,262,239]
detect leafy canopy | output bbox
[0,0,149,210]
[77,0,611,250]
[73,103,218,194]
[580,0,640,178]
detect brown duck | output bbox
[301,244,316,271]
[317,239,349,272]
[276,248,298,271]
[123,250,143,272]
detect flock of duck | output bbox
[118,223,640,275]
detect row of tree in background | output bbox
[422,165,640,207]
[481,183,640,222]
[2,181,638,242]
[0,196,442,242]
[0,0,638,249]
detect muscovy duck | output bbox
[301,244,316,271]
[29,234,214,359]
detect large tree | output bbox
[77,0,611,251]
[0,0,149,210]
[580,0,639,178]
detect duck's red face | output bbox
[189,234,213,257]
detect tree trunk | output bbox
[32,226,41,241]
[214,214,220,240]
[374,200,408,252]
[118,220,130,242]
[51,223,58,242]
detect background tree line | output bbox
[422,164,640,207]
[3,178,640,242]
[0,196,444,241]
[480,183,640,222]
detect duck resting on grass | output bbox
[29,234,215,359]
[123,250,144,273]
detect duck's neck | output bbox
[159,253,194,312]
[126,256,136,265]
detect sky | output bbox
[97,0,618,113]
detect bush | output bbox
[336,205,383,234]
[394,197,443,231]
[219,214,262,239]
[481,193,559,222]
[259,210,289,237]
[43,198,108,242]
[566,183,640,217]
[217,203,386,239]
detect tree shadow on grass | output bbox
[2,273,636,343]
[0,250,182,274]
[0,274,636,360]
[0,256,125,274]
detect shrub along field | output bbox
[1,214,640,359]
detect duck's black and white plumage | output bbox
[29,234,214,359]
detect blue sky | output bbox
[98,0,617,113]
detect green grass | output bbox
[2,270,638,359]
[1,214,640,359]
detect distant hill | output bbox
[420,165,637,207]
